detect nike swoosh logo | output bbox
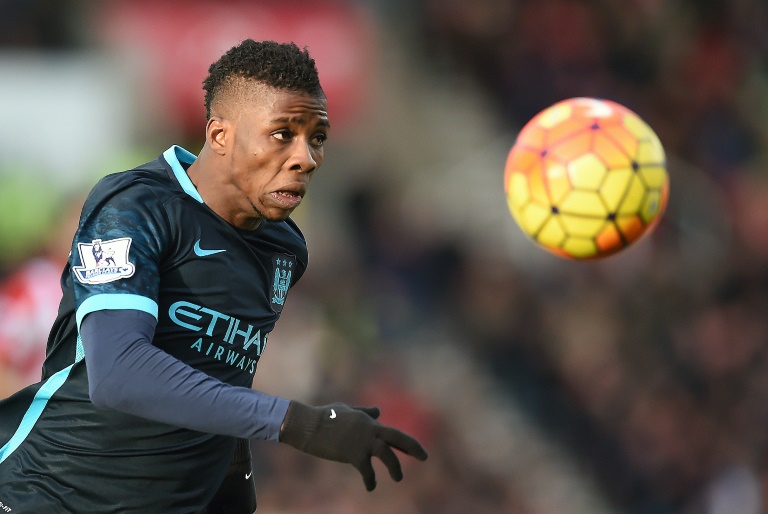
[193,240,226,257]
[329,408,337,419]
[245,471,253,480]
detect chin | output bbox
[265,210,293,222]
[251,202,291,222]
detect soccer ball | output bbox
[503,97,669,260]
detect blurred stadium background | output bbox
[1,0,768,512]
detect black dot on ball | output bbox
[590,122,600,130]
[551,205,559,214]
[608,213,616,220]
[632,161,639,171]
[541,149,548,157]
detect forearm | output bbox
[80,309,288,440]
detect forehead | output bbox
[238,84,329,126]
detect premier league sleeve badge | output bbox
[72,237,136,284]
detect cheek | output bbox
[231,144,262,178]
[312,148,325,168]
[230,156,276,198]
[231,130,268,166]
[231,166,261,192]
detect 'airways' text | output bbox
[190,339,258,374]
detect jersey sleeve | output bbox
[82,309,289,440]
[70,179,172,328]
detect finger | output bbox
[378,427,428,461]
[372,438,403,482]
[355,458,377,491]
[352,406,381,420]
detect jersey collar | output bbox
[163,145,204,204]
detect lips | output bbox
[271,189,304,208]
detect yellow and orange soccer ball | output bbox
[503,97,669,260]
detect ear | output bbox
[206,116,229,156]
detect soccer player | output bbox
[0,40,427,513]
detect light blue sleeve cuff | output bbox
[76,293,158,329]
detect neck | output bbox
[185,149,265,231]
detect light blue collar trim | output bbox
[163,145,204,204]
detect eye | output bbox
[272,129,293,142]
[311,133,327,147]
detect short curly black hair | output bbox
[202,39,325,119]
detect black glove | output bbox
[279,401,428,491]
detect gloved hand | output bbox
[279,401,428,491]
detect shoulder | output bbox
[78,159,183,242]
[90,159,173,197]
[254,218,308,265]
[84,159,178,212]
[280,217,306,245]
[262,218,306,247]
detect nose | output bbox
[288,140,318,174]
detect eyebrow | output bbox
[270,116,331,129]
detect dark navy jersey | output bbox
[0,146,307,513]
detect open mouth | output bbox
[271,190,304,207]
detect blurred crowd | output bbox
[408,0,768,512]
[3,0,768,513]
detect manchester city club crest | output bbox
[270,253,295,313]
[72,237,135,284]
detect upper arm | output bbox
[71,181,172,329]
